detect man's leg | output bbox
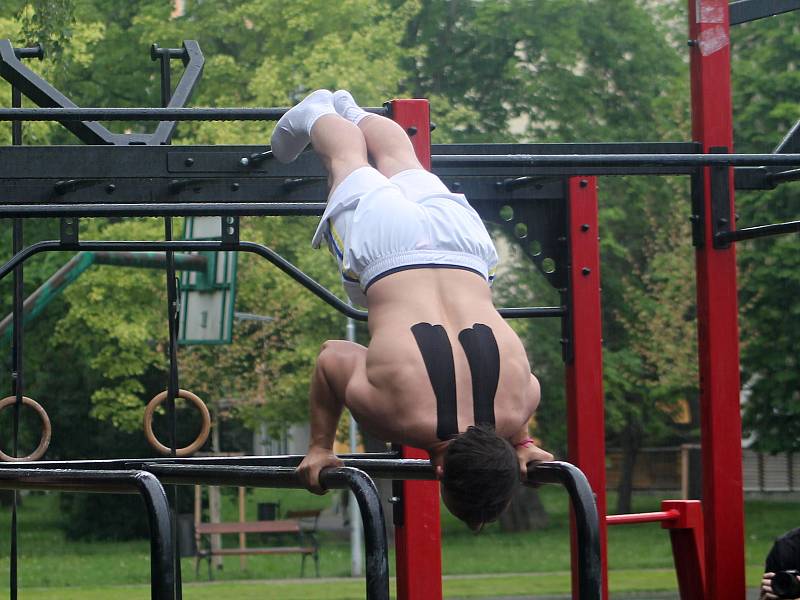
[271,90,370,192]
[309,114,370,193]
[333,90,424,178]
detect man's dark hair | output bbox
[440,425,519,530]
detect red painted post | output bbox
[662,500,706,600]
[565,176,608,600]
[389,98,443,600]
[687,2,745,598]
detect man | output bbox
[762,528,800,599]
[270,90,553,529]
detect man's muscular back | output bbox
[344,267,540,450]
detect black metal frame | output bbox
[0,457,600,600]
[0,469,174,600]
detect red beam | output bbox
[565,176,607,600]
[688,2,745,599]
[389,99,443,600]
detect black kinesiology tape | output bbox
[458,323,499,428]
[411,322,459,440]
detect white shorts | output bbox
[311,167,498,307]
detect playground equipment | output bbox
[0,0,799,598]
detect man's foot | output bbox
[270,89,335,163]
[333,89,373,126]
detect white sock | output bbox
[333,90,372,126]
[270,89,335,163]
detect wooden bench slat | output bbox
[196,520,301,535]
[200,546,315,556]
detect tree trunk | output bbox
[499,486,549,532]
[616,418,643,514]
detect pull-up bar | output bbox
[0,107,388,121]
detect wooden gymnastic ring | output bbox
[0,396,52,462]
[143,389,211,457]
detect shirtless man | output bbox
[270,90,553,529]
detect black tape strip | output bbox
[411,322,459,440]
[458,323,499,427]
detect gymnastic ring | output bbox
[143,389,211,457]
[0,396,52,462]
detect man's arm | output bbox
[296,340,367,494]
[509,374,553,480]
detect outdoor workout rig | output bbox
[1,0,799,599]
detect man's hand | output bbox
[516,443,554,482]
[296,446,344,495]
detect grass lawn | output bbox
[0,486,795,598]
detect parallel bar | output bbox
[606,510,680,526]
[716,219,800,243]
[729,0,800,25]
[0,469,174,600]
[0,107,388,121]
[144,465,389,600]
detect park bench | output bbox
[195,517,320,578]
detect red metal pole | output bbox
[565,176,608,600]
[661,500,706,600]
[687,2,745,599]
[389,98,443,600]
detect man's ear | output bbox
[435,464,444,480]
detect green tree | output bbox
[731,15,800,453]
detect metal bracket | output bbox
[690,168,705,248]
[221,216,239,247]
[59,217,79,245]
[472,178,569,291]
[390,479,404,527]
[709,147,733,249]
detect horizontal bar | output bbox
[432,153,800,168]
[716,219,800,243]
[0,241,563,321]
[0,469,173,600]
[729,0,800,25]
[0,203,328,218]
[0,106,388,122]
[606,510,680,526]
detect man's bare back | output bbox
[349,268,538,449]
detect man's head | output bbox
[438,425,519,531]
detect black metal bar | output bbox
[768,168,800,185]
[150,41,204,146]
[0,240,563,321]
[12,45,43,60]
[716,219,800,244]
[774,119,800,155]
[144,464,389,600]
[0,204,328,218]
[9,81,23,600]
[526,462,601,600]
[0,106,389,121]
[431,154,800,168]
[0,40,119,144]
[0,469,174,600]
[729,0,800,25]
